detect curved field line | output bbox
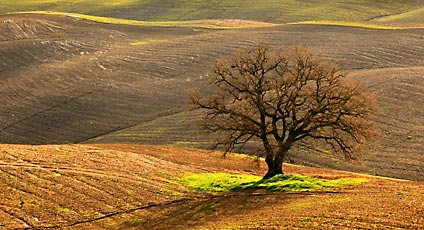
[0,206,32,229]
[0,162,160,186]
[287,20,414,29]
[0,91,96,132]
[12,11,277,29]
[1,164,120,209]
[35,198,195,229]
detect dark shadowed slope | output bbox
[0,14,212,144]
[2,15,424,145]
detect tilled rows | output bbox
[1,144,421,229]
[1,14,424,180]
[2,16,424,145]
[0,144,196,229]
[288,67,424,180]
[83,26,424,180]
[363,68,424,180]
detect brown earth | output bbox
[0,13,423,181]
[0,144,422,229]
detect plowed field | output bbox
[0,144,422,229]
[0,13,423,181]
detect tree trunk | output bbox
[263,152,286,179]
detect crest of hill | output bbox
[1,0,424,24]
[376,6,424,25]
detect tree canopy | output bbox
[191,45,379,178]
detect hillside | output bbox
[1,0,424,25]
[1,2,423,229]
[0,144,422,229]
[0,13,423,181]
[376,6,424,25]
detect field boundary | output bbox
[9,11,277,29]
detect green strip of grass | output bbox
[12,11,273,29]
[11,11,419,30]
[14,11,194,27]
[180,173,368,192]
[376,7,424,23]
[288,20,405,30]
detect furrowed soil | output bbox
[0,144,422,229]
[0,13,423,181]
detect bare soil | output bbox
[0,13,423,181]
[0,144,422,229]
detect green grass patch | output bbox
[376,7,424,24]
[12,11,269,29]
[130,39,167,46]
[180,173,368,192]
[288,20,405,30]
[14,11,192,27]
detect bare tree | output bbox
[191,44,379,178]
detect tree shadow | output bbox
[116,191,306,230]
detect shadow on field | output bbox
[118,192,309,229]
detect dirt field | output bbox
[0,144,422,229]
[0,13,423,182]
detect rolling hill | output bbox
[376,6,424,25]
[0,12,423,181]
[0,2,423,229]
[1,0,424,25]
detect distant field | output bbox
[288,20,407,29]
[18,11,415,30]
[0,0,135,15]
[376,6,424,24]
[14,11,277,29]
[1,0,424,25]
